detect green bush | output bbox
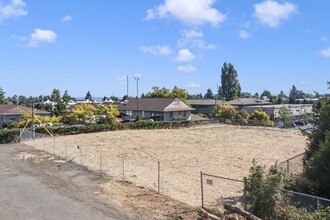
[0,129,20,144]
[34,120,210,136]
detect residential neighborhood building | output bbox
[244,104,313,120]
[0,104,50,129]
[225,98,271,110]
[186,99,225,118]
[118,98,195,121]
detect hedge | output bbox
[0,129,20,144]
[35,120,210,136]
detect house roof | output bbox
[187,99,225,106]
[0,104,50,116]
[118,98,195,112]
[225,98,271,106]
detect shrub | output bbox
[249,109,274,127]
[212,104,236,120]
[0,129,19,144]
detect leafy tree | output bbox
[204,88,214,99]
[253,92,259,98]
[289,85,305,104]
[0,87,7,104]
[171,86,189,100]
[7,95,18,105]
[244,162,285,219]
[239,92,252,98]
[235,109,249,120]
[146,86,171,98]
[212,104,236,120]
[305,132,330,198]
[50,89,66,116]
[95,104,119,123]
[278,105,293,127]
[249,109,274,127]
[18,95,27,106]
[276,91,287,104]
[260,90,272,100]
[220,62,240,101]
[188,93,203,99]
[62,90,74,105]
[110,95,119,101]
[68,103,97,124]
[85,91,93,100]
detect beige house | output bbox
[118,98,195,121]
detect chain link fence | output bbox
[278,152,305,175]
[19,129,330,216]
[200,171,330,214]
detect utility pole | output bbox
[126,75,129,99]
[133,77,140,117]
[32,100,35,140]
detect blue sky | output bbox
[1,0,329,98]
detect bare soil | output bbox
[25,124,307,216]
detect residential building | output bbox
[0,104,50,129]
[225,98,271,110]
[244,104,313,120]
[186,99,225,118]
[118,98,195,121]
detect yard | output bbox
[26,123,307,208]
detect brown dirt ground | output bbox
[26,123,307,215]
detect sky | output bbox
[0,0,329,98]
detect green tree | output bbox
[51,89,66,116]
[171,86,189,100]
[68,103,97,124]
[276,91,287,104]
[0,87,7,104]
[260,90,272,100]
[204,88,214,99]
[220,62,240,101]
[85,91,93,100]
[62,90,74,105]
[95,104,119,123]
[244,162,285,219]
[305,132,330,198]
[212,104,236,120]
[250,109,274,127]
[146,86,171,98]
[278,105,293,127]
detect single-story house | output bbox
[186,99,225,118]
[225,98,271,110]
[0,104,50,129]
[244,104,313,120]
[118,98,195,121]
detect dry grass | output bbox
[27,124,307,208]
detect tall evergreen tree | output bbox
[85,91,93,100]
[0,87,7,104]
[204,88,214,99]
[220,63,240,101]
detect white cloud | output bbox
[321,36,328,42]
[187,82,200,88]
[140,45,172,56]
[321,48,330,58]
[239,21,251,29]
[254,0,297,28]
[28,29,57,47]
[239,30,251,39]
[0,0,27,22]
[175,48,196,62]
[178,29,216,49]
[116,75,127,81]
[61,15,73,22]
[11,34,27,41]
[177,65,197,73]
[300,80,306,85]
[145,0,226,27]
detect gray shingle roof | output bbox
[225,98,271,106]
[187,99,224,106]
[0,104,50,115]
[118,98,194,112]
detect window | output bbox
[183,111,186,117]
[170,112,173,118]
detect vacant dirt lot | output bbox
[26,124,307,208]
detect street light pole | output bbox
[133,77,140,117]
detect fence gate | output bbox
[200,172,247,210]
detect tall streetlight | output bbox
[133,77,140,117]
